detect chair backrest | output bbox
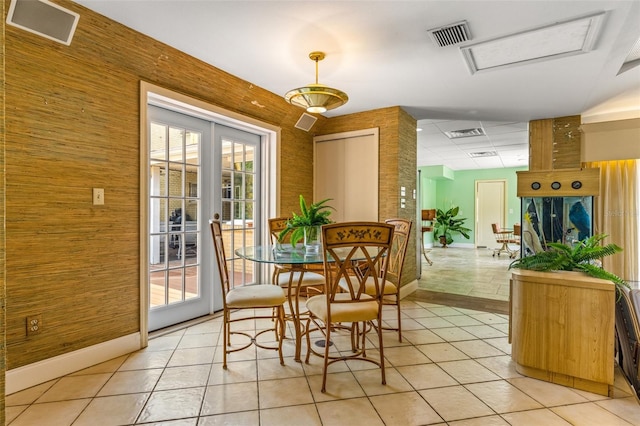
[268,217,290,244]
[421,209,436,221]
[491,223,500,234]
[209,220,231,304]
[384,218,412,286]
[513,223,521,236]
[321,222,394,304]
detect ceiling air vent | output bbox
[444,127,485,139]
[427,21,471,47]
[468,151,497,158]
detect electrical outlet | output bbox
[26,314,42,336]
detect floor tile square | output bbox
[137,387,205,423]
[316,397,385,426]
[260,404,322,426]
[417,342,469,362]
[370,391,444,425]
[419,385,494,421]
[200,382,257,415]
[438,359,501,384]
[465,380,543,413]
[397,363,458,389]
[507,376,588,406]
[551,402,635,425]
[258,376,314,409]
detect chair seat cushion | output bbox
[306,293,379,323]
[226,284,286,308]
[275,271,325,287]
[338,277,397,296]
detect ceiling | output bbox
[74,0,640,170]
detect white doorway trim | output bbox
[139,81,279,347]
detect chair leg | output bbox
[376,318,386,385]
[321,323,331,393]
[277,305,285,366]
[223,308,229,369]
[396,297,402,343]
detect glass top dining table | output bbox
[235,245,326,265]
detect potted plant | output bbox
[278,195,334,253]
[508,233,627,396]
[509,234,628,290]
[433,206,471,247]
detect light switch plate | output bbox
[93,188,104,205]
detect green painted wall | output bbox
[418,166,527,246]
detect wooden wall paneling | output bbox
[528,119,554,171]
[5,0,314,370]
[552,115,581,169]
[1,0,7,419]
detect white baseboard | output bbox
[400,279,418,299]
[6,332,142,395]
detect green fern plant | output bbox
[278,195,334,247]
[509,234,628,290]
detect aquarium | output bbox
[520,196,594,256]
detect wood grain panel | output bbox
[5,0,315,369]
[510,270,615,396]
[529,119,553,170]
[516,168,600,197]
[552,115,581,169]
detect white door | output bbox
[476,180,506,249]
[314,129,379,222]
[147,106,261,331]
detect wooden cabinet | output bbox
[509,269,615,396]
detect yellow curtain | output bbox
[584,159,639,282]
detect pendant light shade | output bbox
[285,52,348,114]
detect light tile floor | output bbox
[6,299,640,425]
[419,246,515,301]
[6,248,640,425]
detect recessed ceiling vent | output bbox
[444,127,485,139]
[468,151,497,158]
[427,21,471,47]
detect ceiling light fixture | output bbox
[285,51,348,114]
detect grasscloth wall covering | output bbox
[316,107,418,286]
[2,0,7,421]
[4,0,415,385]
[5,0,318,370]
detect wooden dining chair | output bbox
[421,209,436,265]
[210,220,287,368]
[305,221,394,393]
[380,218,412,341]
[268,217,325,361]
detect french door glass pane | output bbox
[149,122,201,309]
[221,138,256,287]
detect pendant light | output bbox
[284,51,348,114]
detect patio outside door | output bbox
[148,106,210,331]
[147,106,262,331]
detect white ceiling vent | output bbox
[294,113,317,132]
[427,21,471,47]
[468,151,497,158]
[444,128,485,139]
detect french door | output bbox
[147,106,261,331]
